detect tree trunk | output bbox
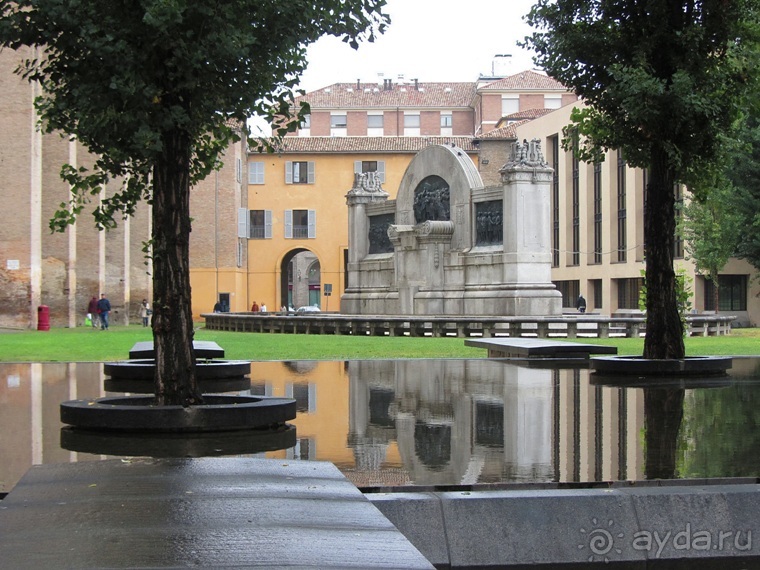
[644,388,685,479]
[710,271,720,314]
[643,149,686,359]
[151,129,202,406]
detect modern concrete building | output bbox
[514,102,760,325]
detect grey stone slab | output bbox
[0,458,433,569]
[621,485,758,565]
[369,492,450,569]
[465,337,617,358]
[438,488,645,568]
[369,484,760,568]
[129,340,225,359]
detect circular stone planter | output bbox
[102,359,252,394]
[60,395,296,433]
[60,424,296,457]
[104,377,251,394]
[590,355,732,386]
[104,359,252,380]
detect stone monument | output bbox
[341,141,561,316]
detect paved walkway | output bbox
[0,458,433,569]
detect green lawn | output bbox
[0,325,758,362]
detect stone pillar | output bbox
[499,139,562,315]
[415,221,454,290]
[345,172,388,265]
[388,225,418,314]
[344,172,390,303]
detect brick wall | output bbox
[420,111,440,135]
[520,94,544,110]
[347,111,367,136]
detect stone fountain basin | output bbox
[104,376,251,394]
[60,395,296,432]
[60,424,297,457]
[103,359,251,380]
[103,359,253,393]
[590,355,733,386]
[591,355,732,374]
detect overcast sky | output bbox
[297,0,539,92]
[250,1,539,134]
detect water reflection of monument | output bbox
[347,360,647,486]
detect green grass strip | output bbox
[0,326,757,362]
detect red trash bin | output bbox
[37,305,50,331]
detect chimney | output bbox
[491,54,512,77]
[383,78,392,90]
[413,78,419,90]
[356,79,360,90]
[397,74,405,85]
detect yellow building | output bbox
[242,136,478,311]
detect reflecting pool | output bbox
[2,357,760,493]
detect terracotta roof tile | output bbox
[477,122,526,140]
[295,82,477,109]
[480,69,570,92]
[504,108,556,120]
[254,136,479,154]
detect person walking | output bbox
[87,295,99,328]
[139,299,151,327]
[97,293,112,330]
[251,301,259,312]
[576,294,587,314]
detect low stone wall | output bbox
[202,312,735,339]
[369,480,760,568]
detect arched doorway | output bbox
[280,249,321,310]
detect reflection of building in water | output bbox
[348,360,645,486]
[1,359,652,493]
[555,369,645,482]
[249,360,356,466]
[0,362,105,494]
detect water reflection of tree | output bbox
[679,382,760,478]
[644,388,685,479]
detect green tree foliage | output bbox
[0,0,389,405]
[728,113,760,274]
[523,0,760,359]
[679,177,743,310]
[678,367,760,478]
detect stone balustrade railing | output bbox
[201,313,735,338]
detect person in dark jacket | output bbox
[576,294,587,313]
[97,293,112,330]
[87,295,99,328]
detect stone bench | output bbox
[464,337,618,359]
[129,340,225,359]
